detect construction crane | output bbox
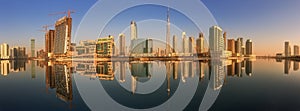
[37,24,53,32]
[49,10,75,18]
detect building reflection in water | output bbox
[96,62,114,80]
[1,60,10,76]
[209,60,225,90]
[293,61,299,71]
[129,62,152,94]
[284,60,291,74]
[0,60,26,76]
[245,60,252,76]
[73,59,255,97]
[45,61,73,107]
[31,60,36,78]
[119,62,126,82]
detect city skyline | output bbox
[1,0,300,56]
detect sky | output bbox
[0,0,300,56]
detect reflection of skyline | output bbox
[0,60,26,76]
[44,61,74,108]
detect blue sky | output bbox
[0,0,300,55]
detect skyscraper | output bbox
[130,21,137,50]
[294,45,299,56]
[30,39,35,57]
[235,38,242,56]
[189,36,195,55]
[246,39,253,56]
[284,41,291,57]
[227,39,235,54]
[53,16,72,57]
[130,21,137,40]
[119,34,125,56]
[223,32,227,50]
[182,32,189,56]
[0,43,9,59]
[166,7,171,56]
[196,32,204,54]
[209,26,224,58]
[173,35,177,53]
[45,30,55,57]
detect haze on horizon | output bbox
[0,0,299,56]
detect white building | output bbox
[209,26,225,58]
[1,43,10,59]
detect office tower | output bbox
[196,32,204,54]
[189,36,195,55]
[96,35,115,57]
[119,34,125,56]
[144,39,153,53]
[227,39,235,54]
[223,32,227,50]
[173,35,177,53]
[130,21,137,40]
[0,43,10,59]
[235,38,242,56]
[53,16,72,56]
[209,26,224,57]
[294,45,299,56]
[30,39,35,57]
[182,32,189,55]
[45,30,55,57]
[241,46,245,56]
[240,38,244,55]
[284,41,291,57]
[246,39,253,56]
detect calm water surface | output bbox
[0,59,299,111]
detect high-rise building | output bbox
[284,41,291,57]
[96,35,115,57]
[227,39,235,54]
[189,36,195,55]
[130,21,137,40]
[130,21,137,51]
[166,7,171,56]
[53,16,72,57]
[144,39,153,53]
[294,45,299,56]
[0,43,10,59]
[31,39,35,57]
[196,32,204,54]
[182,32,189,56]
[209,26,224,58]
[45,30,55,57]
[173,35,177,53]
[235,38,242,56]
[223,32,227,50]
[119,34,125,56]
[246,39,253,56]
[10,46,26,59]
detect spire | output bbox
[166,7,171,56]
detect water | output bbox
[0,59,299,111]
